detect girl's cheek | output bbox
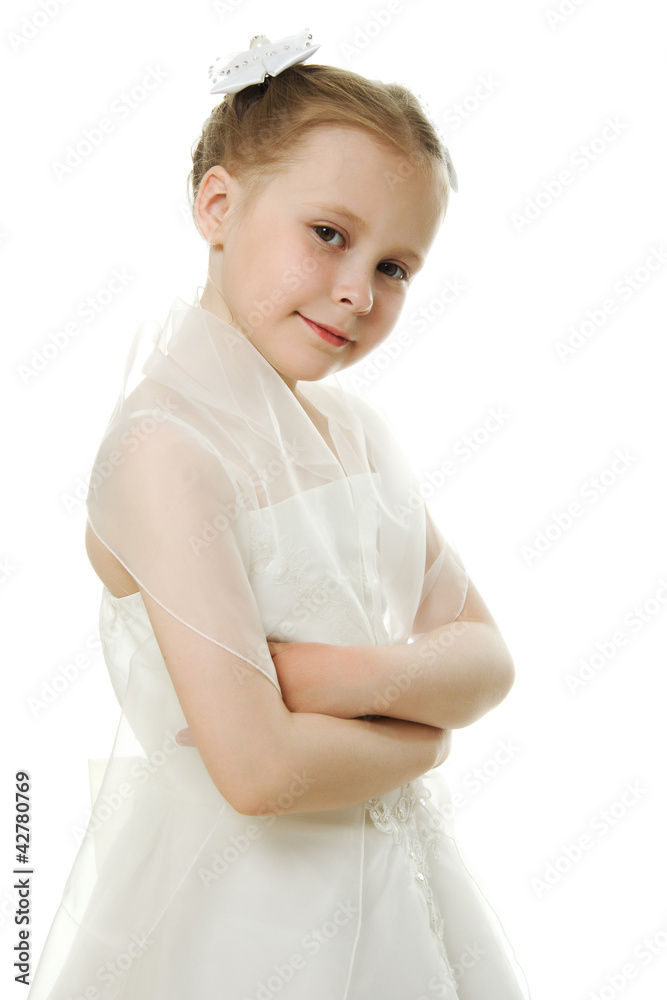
[294,248,327,288]
[303,235,334,270]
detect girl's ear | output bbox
[195,165,235,247]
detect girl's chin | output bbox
[267,354,341,388]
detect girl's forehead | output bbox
[292,125,402,165]
[273,128,437,201]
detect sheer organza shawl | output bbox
[85,291,469,693]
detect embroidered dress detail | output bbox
[247,514,275,576]
[366,780,456,979]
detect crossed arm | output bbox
[265,577,515,731]
[177,576,516,746]
[89,433,515,811]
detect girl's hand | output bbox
[175,728,196,747]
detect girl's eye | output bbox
[313,225,345,248]
[312,226,409,281]
[378,261,408,281]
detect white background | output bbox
[2,1,666,997]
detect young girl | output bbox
[29,30,532,1000]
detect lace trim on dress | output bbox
[247,517,364,644]
[366,780,458,988]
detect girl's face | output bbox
[198,126,446,391]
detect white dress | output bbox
[28,295,533,999]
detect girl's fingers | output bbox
[175,728,196,747]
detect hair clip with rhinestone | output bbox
[209,29,320,95]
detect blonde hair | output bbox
[187,63,454,236]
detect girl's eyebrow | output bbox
[304,202,425,268]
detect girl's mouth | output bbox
[298,314,349,347]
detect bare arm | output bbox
[257,713,450,817]
[269,578,516,730]
[140,587,449,818]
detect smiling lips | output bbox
[298,313,351,346]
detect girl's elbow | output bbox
[221,773,277,817]
[231,794,267,818]
[453,653,517,730]
[211,715,296,816]
[500,653,516,701]
[225,756,297,818]
[487,653,516,718]
[207,754,283,817]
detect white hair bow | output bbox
[208,29,320,95]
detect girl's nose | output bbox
[331,267,374,314]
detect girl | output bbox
[29,30,532,1000]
